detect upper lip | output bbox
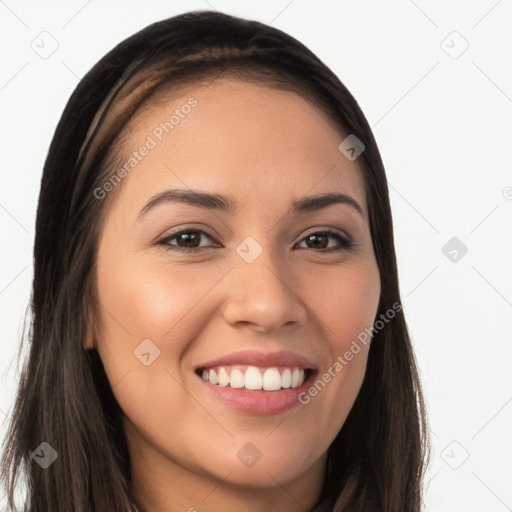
[196,350,317,370]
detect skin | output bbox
[85,77,381,512]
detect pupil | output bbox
[180,233,199,247]
[308,234,327,249]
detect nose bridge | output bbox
[222,238,306,332]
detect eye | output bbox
[296,228,354,252]
[157,229,219,253]
[157,227,354,254]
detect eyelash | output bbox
[156,227,354,254]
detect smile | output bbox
[196,365,313,391]
[193,350,318,415]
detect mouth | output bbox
[195,365,316,392]
[193,350,319,415]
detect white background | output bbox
[0,1,511,510]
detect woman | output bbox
[0,10,430,512]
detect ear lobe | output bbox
[83,305,97,350]
[83,328,96,350]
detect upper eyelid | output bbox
[162,227,218,242]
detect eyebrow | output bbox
[137,188,364,220]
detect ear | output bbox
[83,306,97,350]
[83,328,96,350]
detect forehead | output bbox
[107,77,367,215]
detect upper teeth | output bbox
[200,365,307,391]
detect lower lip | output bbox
[196,371,316,415]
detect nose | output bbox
[221,247,308,334]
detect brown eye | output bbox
[172,232,203,248]
[157,228,353,254]
[158,229,218,253]
[297,230,353,252]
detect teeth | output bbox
[291,368,300,387]
[230,369,245,388]
[262,368,281,391]
[209,369,218,385]
[244,366,262,390]
[281,368,291,388]
[218,367,229,387]
[199,365,308,391]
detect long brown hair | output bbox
[0,10,430,511]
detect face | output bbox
[88,77,381,505]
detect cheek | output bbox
[93,249,228,407]
[96,251,214,343]
[93,253,219,432]
[301,260,380,426]
[316,260,381,348]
